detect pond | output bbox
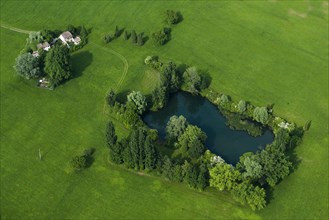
[142,91,274,165]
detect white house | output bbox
[59,31,73,45]
[59,31,81,46]
[37,42,51,51]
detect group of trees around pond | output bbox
[103,9,182,46]
[104,55,307,210]
[14,25,89,88]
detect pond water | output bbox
[142,92,274,165]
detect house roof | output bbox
[37,42,50,49]
[61,31,73,39]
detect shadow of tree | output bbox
[70,50,93,79]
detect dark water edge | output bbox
[142,91,274,165]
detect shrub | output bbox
[151,29,170,46]
[164,10,180,25]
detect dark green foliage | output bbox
[44,45,71,86]
[178,125,207,159]
[67,24,77,35]
[273,128,290,151]
[253,107,269,125]
[131,30,137,44]
[183,67,202,94]
[107,89,116,106]
[151,86,168,110]
[40,29,55,42]
[137,33,144,46]
[114,25,120,38]
[70,155,86,171]
[173,164,183,182]
[161,61,180,92]
[164,10,180,25]
[162,155,174,180]
[106,121,117,146]
[123,31,129,40]
[144,136,157,170]
[197,163,208,190]
[166,115,188,145]
[185,164,199,188]
[232,181,266,211]
[14,53,41,79]
[104,34,113,43]
[151,29,170,46]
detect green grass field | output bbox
[1,1,328,219]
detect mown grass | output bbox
[1,1,328,219]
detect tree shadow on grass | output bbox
[84,148,96,168]
[116,89,131,104]
[70,51,93,79]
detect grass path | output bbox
[0,23,32,34]
[0,24,130,118]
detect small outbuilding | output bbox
[37,42,51,51]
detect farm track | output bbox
[0,24,129,118]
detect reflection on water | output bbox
[143,92,274,164]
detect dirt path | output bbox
[0,24,32,34]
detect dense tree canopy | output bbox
[166,115,188,144]
[14,53,41,79]
[44,45,71,86]
[183,67,202,94]
[209,163,241,191]
[253,107,269,124]
[127,91,147,114]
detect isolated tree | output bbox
[164,10,180,25]
[44,45,71,86]
[123,31,129,40]
[14,53,41,79]
[238,100,247,113]
[209,163,241,191]
[131,30,137,44]
[253,107,268,124]
[114,25,120,38]
[151,29,169,46]
[70,155,86,171]
[166,115,188,144]
[127,91,147,114]
[303,120,311,131]
[137,33,144,46]
[183,66,202,94]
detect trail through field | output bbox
[0,23,129,118]
[0,24,32,34]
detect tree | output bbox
[253,107,269,125]
[127,91,147,114]
[303,120,311,131]
[123,31,129,40]
[273,128,290,151]
[183,67,202,94]
[151,29,169,46]
[70,155,86,171]
[181,160,192,183]
[44,45,71,86]
[161,61,180,92]
[162,155,174,180]
[106,121,117,147]
[197,163,208,190]
[104,34,113,43]
[107,89,116,106]
[209,163,241,191]
[238,100,246,113]
[137,33,144,46]
[242,156,263,180]
[131,30,137,44]
[164,10,180,25]
[144,136,157,170]
[173,164,183,182]
[185,164,199,188]
[178,125,207,159]
[232,181,266,210]
[166,115,188,144]
[14,53,41,79]
[114,25,120,38]
[151,86,168,109]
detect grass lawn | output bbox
[1,1,328,219]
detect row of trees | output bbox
[104,26,145,46]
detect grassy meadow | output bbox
[1,1,328,219]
